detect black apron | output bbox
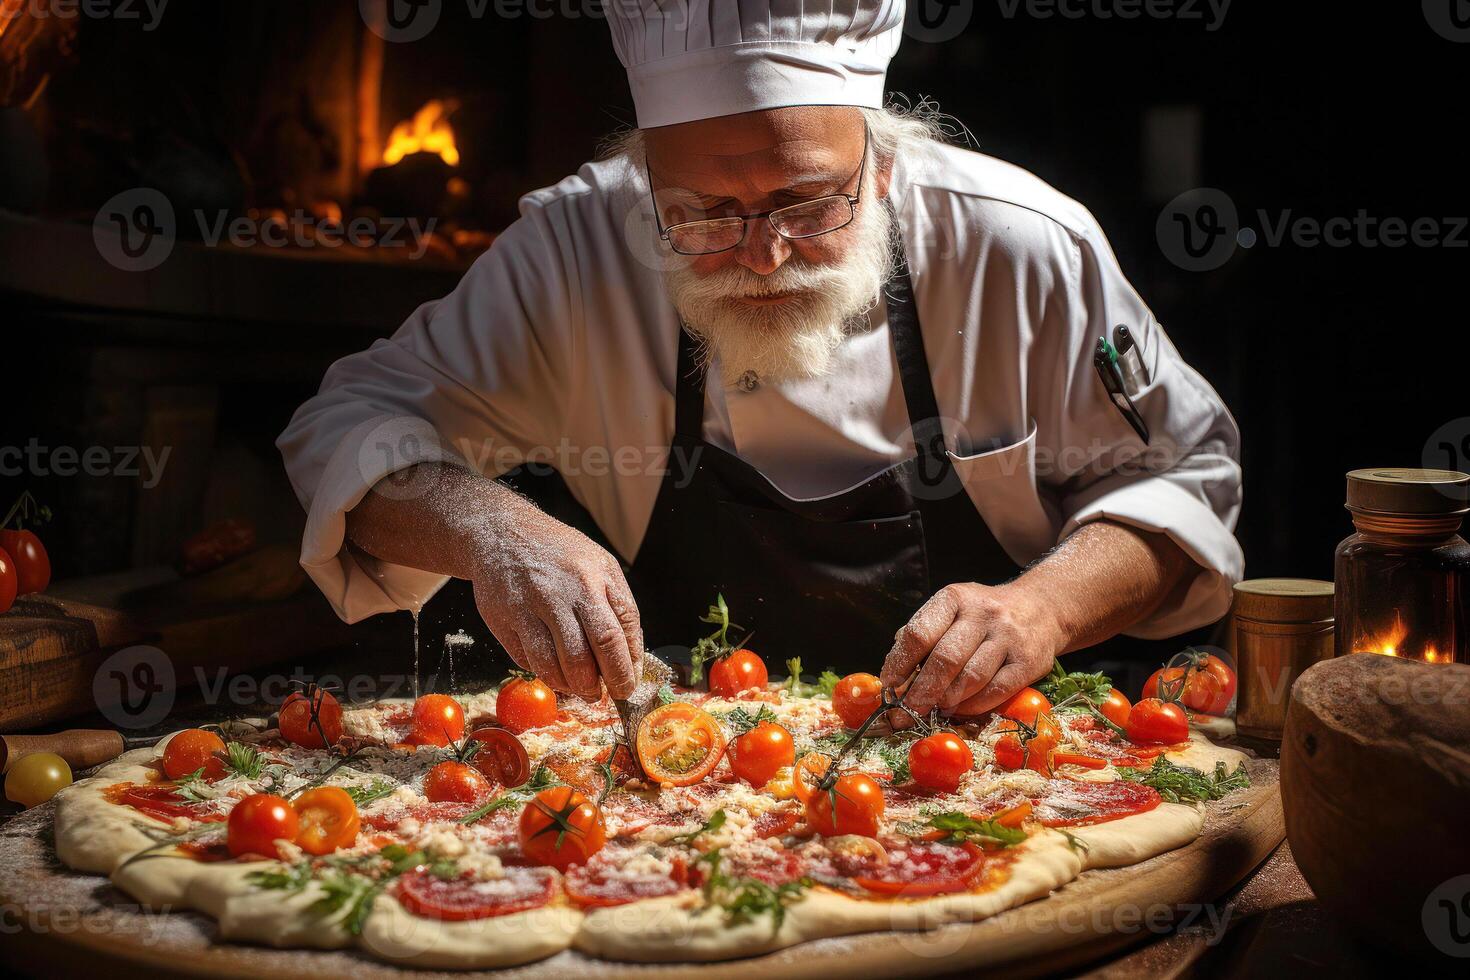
[628,246,1022,673]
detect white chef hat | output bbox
[606,0,905,128]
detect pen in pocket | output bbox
[1093,337,1150,444]
[1113,324,1149,396]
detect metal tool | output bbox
[612,652,674,778]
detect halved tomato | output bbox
[397,866,557,920]
[292,786,361,855]
[789,752,833,803]
[634,703,727,787]
[467,727,530,788]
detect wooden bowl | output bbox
[1281,654,1470,960]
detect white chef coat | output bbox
[277,141,1244,637]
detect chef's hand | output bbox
[880,582,1064,720]
[466,505,644,702]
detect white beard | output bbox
[663,184,896,387]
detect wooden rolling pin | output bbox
[0,730,142,774]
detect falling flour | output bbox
[444,630,475,689]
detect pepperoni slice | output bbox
[396,867,557,921]
[376,706,414,743]
[854,842,986,897]
[725,848,807,886]
[1029,779,1162,827]
[104,783,226,823]
[362,800,479,831]
[752,808,800,839]
[564,855,690,908]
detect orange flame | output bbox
[382,100,459,168]
[1361,611,1409,657]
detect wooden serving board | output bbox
[0,759,1282,979]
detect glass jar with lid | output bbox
[1333,468,1470,662]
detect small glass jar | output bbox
[1334,468,1470,663]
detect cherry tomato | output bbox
[708,649,769,698]
[635,702,727,786]
[409,693,466,747]
[831,673,883,729]
[518,786,607,871]
[0,547,16,614]
[4,752,71,808]
[292,786,360,855]
[279,688,344,748]
[0,530,49,596]
[992,714,1062,777]
[1126,698,1190,746]
[1098,688,1133,727]
[495,677,557,733]
[728,721,795,787]
[227,794,299,858]
[1144,653,1236,716]
[997,687,1052,727]
[424,760,494,803]
[467,727,530,787]
[804,772,885,837]
[162,728,226,781]
[908,731,973,793]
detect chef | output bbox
[278,0,1242,719]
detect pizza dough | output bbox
[51,690,1250,969]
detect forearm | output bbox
[998,520,1192,655]
[345,462,537,580]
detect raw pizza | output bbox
[53,664,1250,969]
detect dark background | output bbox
[2,1,1467,686]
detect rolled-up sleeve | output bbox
[1040,217,1243,638]
[276,202,575,622]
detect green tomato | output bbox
[5,752,72,808]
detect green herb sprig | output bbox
[897,812,1027,848]
[1120,757,1250,803]
[667,808,727,846]
[695,847,812,933]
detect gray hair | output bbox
[597,96,969,170]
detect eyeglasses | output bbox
[647,127,869,256]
